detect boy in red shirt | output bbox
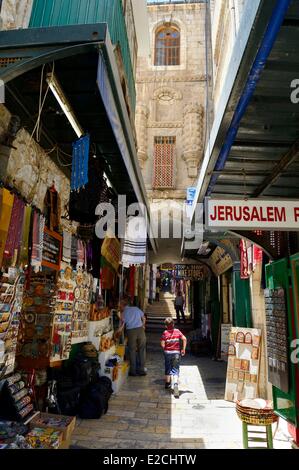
[161,317,187,398]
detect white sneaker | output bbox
[173,383,179,398]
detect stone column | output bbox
[135,103,149,170]
[182,103,204,178]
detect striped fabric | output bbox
[121,217,147,266]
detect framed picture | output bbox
[245,372,251,383]
[245,333,252,344]
[252,347,259,360]
[233,371,239,381]
[253,335,261,347]
[241,360,250,371]
[228,344,236,356]
[234,359,241,370]
[236,332,245,343]
[238,371,245,382]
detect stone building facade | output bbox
[135,1,207,204]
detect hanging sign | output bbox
[205,198,299,231]
[41,228,62,271]
[186,187,197,206]
[173,264,207,280]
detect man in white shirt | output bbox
[118,298,147,377]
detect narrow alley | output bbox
[71,294,292,450]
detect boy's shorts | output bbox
[164,352,181,376]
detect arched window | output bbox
[154,26,180,66]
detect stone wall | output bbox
[0,0,33,30]
[211,0,249,112]
[136,2,207,202]
[0,105,73,231]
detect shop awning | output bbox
[193,0,299,205]
[0,23,157,253]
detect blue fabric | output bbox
[164,352,181,376]
[71,135,90,191]
[123,306,144,330]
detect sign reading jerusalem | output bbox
[206,199,299,231]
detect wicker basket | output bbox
[236,401,278,426]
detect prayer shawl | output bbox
[121,217,147,266]
[0,189,14,267]
[62,230,72,264]
[3,196,25,266]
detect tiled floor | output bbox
[72,334,293,450]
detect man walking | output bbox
[174,291,186,324]
[118,298,147,377]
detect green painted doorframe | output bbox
[232,262,252,328]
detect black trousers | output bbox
[175,306,185,323]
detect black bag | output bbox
[78,377,113,420]
[57,386,81,416]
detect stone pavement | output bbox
[72,334,293,450]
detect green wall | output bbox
[29,0,136,110]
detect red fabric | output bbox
[240,239,249,279]
[161,328,185,353]
[129,266,135,300]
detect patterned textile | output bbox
[62,230,72,264]
[3,196,25,266]
[71,135,89,191]
[31,213,45,271]
[240,239,249,279]
[0,189,14,267]
[101,234,120,272]
[121,217,147,266]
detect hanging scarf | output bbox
[100,257,115,290]
[77,239,85,267]
[44,186,61,232]
[240,239,249,279]
[71,235,78,268]
[121,217,147,266]
[19,205,32,266]
[31,212,45,271]
[62,230,72,264]
[71,135,90,191]
[129,266,135,300]
[3,196,25,266]
[0,189,14,267]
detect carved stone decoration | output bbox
[153,87,182,105]
[135,104,149,170]
[182,103,204,178]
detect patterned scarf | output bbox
[0,189,14,267]
[3,196,25,266]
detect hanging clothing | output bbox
[77,239,85,267]
[100,257,115,290]
[62,230,72,264]
[19,205,32,266]
[0,189,14,267]
[31,212,45,271]
[44,186,61,232]
[240,239,249,279]
[121,217,147,266]
[71,134,90,192]
[129,266,135,300]
[3,196,25,266]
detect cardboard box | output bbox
[30,413,76,442]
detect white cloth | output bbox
[121,217,147,266]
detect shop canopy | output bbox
[0,23,157,253]
[184,0,299,264]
